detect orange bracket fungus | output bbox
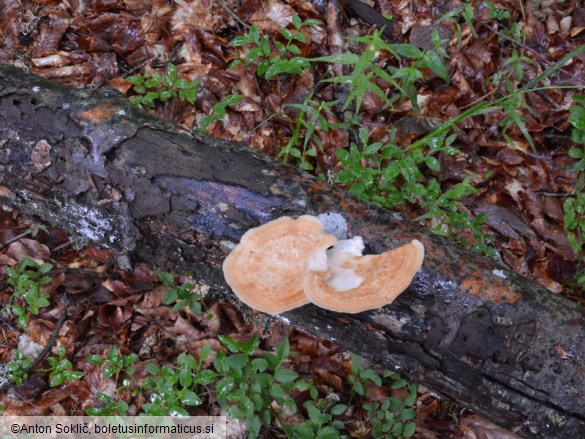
[222,216,337,314]
[222,215,425,314]
[303,238,425,313]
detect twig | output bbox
[0,224,47,250]
[218,0,249,30]
[0,304,69,392]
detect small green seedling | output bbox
[87,346,138,378]
[127,63,199,108]
[6,350,32,385]
[46,345,84,387]
[4,257,52,329]
[157,270,208,317]
[199,94,244,131]
[229,15,321,80]
[86,392,129,416]
[564,96,585,288]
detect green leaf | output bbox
[293,32,306,44]
[311,53,360,64]
[63,370,84,381]
[156,270,175,287]
[403,422,416,437]
[49,372,64,387]
[276,337,290,360]
[257,59,270,77]
[126,75,144,85]
[400,408,417,421]
[250,358,268,373]
[264,57,309,79]
[287,44,301,55]
[292,15,302,29]
[159,90,172,101]
[303,19,322,27]
[167,63,178,80]
[219,335,241,353]
[242,335,259,355]
[249,25,260,43]
[274,368,298,383]
[331,404,348,415]
[280,28,293,40]
[180,390,202,406]
[180,88,197,104]
[247,46,264,63]
[391,379,408,389]
[145,78,160,88]
[173,78,190,89]
[224,353,247,370]
[391,43,424,59]
[229,35,249,47]
[316,427,340,439]
[38,263,53,274]
[425,155,441,171]
[163,288,178,305]
[420,51,450,83]
[305,401,325,427]
[263,352,280,369]
[193,369,218,385]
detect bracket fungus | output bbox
[303,238,425,313]
[222,216,337,314]
[222,215,425,314]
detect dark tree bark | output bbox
[0,64,584,438]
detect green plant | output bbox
[564,95,585,288]
[213,335,300,438]
[350,353,417,438]
[86,392,129,416]
[5,350,32,385]
[126,63,199,108]
[157,270,208,317]
[87,346,138,378]
[198,94,244,132]
[141,345,216,416]
[282,398,347,439]
[229,15,320,80]
[333,127,492,253]
[4,257,52,329]
[279,95,346,170]
[484,1,511,21]
[312,29,449,114]
[45,345,84,387]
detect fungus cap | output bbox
[222,215,337,314]
[303,239,424,313]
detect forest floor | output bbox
[0,0,584,437]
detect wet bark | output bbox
[0,64,584,438]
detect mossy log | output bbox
[0,64,584,437]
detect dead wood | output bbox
[0,64,584,437]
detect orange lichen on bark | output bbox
[460,272,522,304]
[78,103,123,124]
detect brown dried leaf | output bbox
[6,238,51,262]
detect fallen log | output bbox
[0,63,584,438]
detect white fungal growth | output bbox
[307,236,365,292]
[317,212,348,239]
[492,269,507,279]
[61,202,113,242]
[326,237,364,291]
